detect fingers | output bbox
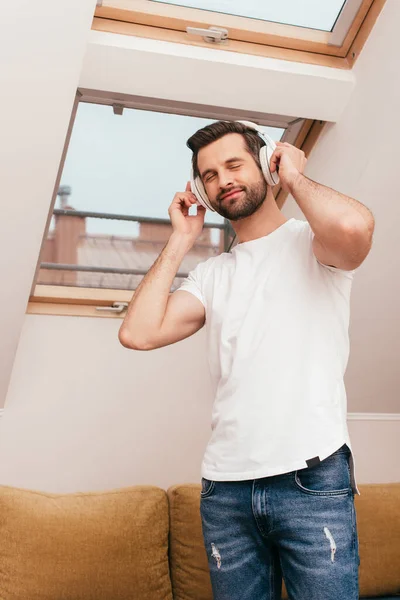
[195,205,206,218]
[270,145,307,173]
[275,142,306,157]
[185,181,192,192]
[169,190,198,215]
[270,148,282,173]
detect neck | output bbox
[230,187,289,244]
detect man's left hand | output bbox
[270,142,307,194]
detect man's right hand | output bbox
[168,182,206,246]
[119,182,207,351]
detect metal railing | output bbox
[40,263,190,278]
[40,209,235,289]
[52,208,234,252]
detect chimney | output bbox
[53,186,86,285]
[58,184,72,209]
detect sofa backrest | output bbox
[355,483,400,597]
[0,484,173,600]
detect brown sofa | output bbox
[0,482,398,599]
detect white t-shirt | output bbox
[178,218,360,495]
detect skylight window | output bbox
[95,0,378,63]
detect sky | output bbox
[56,103,284,237]
[150,0,346,31]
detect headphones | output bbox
[190,120,280,212]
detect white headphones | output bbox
[190,120,280,212]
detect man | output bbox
[119,121,374,599]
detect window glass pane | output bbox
[150,0,346,31]
[43,103,282,290]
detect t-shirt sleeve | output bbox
[176,262,206,307]
[302,221,357,279]
[315,259,356,277]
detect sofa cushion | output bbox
[356,483,400,597]
[167,484,213,600]
[0,484,173,600]
[168,483,400,600]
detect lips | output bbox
[220,189,243,202]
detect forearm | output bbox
[119,232,191,345]
[290,174,375,241]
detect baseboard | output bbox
[347,413,400,420]
[0,409,399,420]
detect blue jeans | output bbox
[200,444,360,600]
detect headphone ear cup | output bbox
[190,173,215,212]
[259,144,280,187]
[235,120,279,187]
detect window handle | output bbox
[95,302,128,314]
[186,26,228,43]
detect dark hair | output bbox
[187,121,263,179]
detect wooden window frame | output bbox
[93,0,386,69]
[28,94,324,319]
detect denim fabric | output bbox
[200,444,360,600]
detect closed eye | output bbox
[205,173,216,183]
[204,162,241,182]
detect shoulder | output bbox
[182,250,230,284]
[194,250,231,273]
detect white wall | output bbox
[0,315,398,493]
[81,29,354,122]
[0,0,399,493]
[0,316,213,492]
[282,0,400,415]
[347,417,400,484]
[0,0,97,406]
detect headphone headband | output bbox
[236,120,278,156]
[235,120,265,135]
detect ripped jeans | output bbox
[200,444,360,600]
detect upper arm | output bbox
[138,290,205,351]
[312,222,374,271]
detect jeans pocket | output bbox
[200,477,216,499]
[294,448,351,496]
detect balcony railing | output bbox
[38,209,234,290]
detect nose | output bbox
[218,171,234,190]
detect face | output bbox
[197,133,267,221]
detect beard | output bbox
[212,178,267,221]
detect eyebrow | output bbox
[200,157,244,180]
